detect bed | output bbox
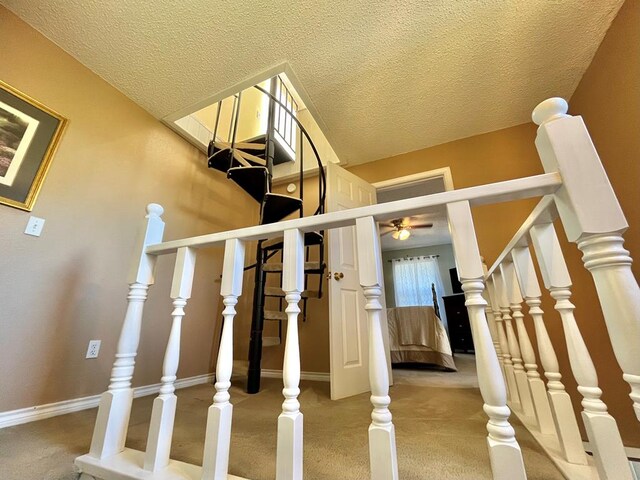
[386,305,456,371]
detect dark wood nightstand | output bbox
[443,293,474,353]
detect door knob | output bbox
[333,272,344,281]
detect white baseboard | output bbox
[0,373,214,429]
[583,441,640,476]
[583,441,640,461]
[261,368,330,382]
[232,360,329,383]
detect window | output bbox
[273,76,297,160]
[392,256,446,323]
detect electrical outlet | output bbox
[86,340,101,359]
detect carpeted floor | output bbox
[0,371,564,480]
[392,353,479,389]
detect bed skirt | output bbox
[390,348,456,371]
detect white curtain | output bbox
[392,256,447,328]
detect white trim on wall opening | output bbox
[373,167,454,192]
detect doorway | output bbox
[374,170,478,388]
[326,165,478,401]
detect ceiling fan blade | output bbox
[411,223,434,229]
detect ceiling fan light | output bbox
[398,229,410,240]
[391,230,400,240]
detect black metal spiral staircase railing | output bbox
[207,77,327,393]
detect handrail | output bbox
[253,84,327,216]
[146,172,562,256]
[485,195,559,277]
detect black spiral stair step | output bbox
[263,287,321,299]
[262,231,324,251]
[262,261,323,273]
[227,166,269,203]
[207,147,237,173]
[243,134,294,166]
[208,145,266,174]
[261,193,302,225]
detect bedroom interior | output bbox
[377,176,478,386]
[1,1,639,479]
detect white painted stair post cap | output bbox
[146,203,164,217]
[532,97,569,125]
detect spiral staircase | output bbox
[207,78,326,393]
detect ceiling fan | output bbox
[380,218,433,240]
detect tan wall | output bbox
[566,0,640,446]
[0,7,258,412]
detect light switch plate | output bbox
[25,216,45,237]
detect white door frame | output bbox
[372,166,455,364]
[326,166,454,400]
[372,166,455,192]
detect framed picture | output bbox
[0,80,67,211]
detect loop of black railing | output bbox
[253,84,326,216]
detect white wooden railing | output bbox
[75,98,639,480]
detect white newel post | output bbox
[511,246,586,464]
[276,229,304,480]
[533,98,640,421]
[501,262,543,429]
[493,270,527,413]
[89,204,165,459]
[356,216,399,480]
[202,239,245,480]
[447,202,526,480]
[530,222,633,480]
[144,247,197,472]
[486,276,514,403]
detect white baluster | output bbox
[530,222,633,480]
[495,269,531,415]
[144,247,197,472]
[481,263,503,373]
[89,204,165,459]
[486,276,516,405]
[202,239,245,480]
[356,216,399,480]
[276,229,304,480]
[447,202,526,480]
[502,261,541,428]
[498,265,536,421]
[533,98,640,422]
[506,256,556,434]
[511,246,587,463]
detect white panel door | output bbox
[326,162,392,400]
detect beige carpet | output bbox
[392,353,479,389]
[0,374,564,480]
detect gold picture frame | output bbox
[0,80,67,211]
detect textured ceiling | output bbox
[3,0,623,164]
